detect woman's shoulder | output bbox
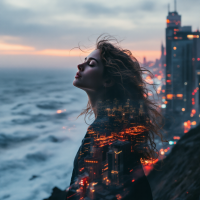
[86,116,111,135]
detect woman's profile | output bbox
[64,35,165,200]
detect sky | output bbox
[0,0,199,68]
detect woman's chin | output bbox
[73,79,79,86]
[73,79,83,88]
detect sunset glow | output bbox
[0,42,161,63]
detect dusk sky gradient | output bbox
[0,0,199,68]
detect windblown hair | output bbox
[77,35,167,162]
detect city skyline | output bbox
[0,0,199,68]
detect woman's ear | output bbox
[104,78,115,87]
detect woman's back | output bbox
[67,111,153,200]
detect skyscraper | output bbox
[165,1,200,115]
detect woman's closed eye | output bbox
[87,60,95,67]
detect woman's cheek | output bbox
[84,69,103,87]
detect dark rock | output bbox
[147,124,200,200]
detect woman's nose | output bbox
[77,63,85,71]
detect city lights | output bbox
[161,104,166,108]
[187,35,199,39]
[166,94,173,99]
[173,136,180,140]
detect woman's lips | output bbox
[75,72,81,78]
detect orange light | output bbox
[176,94,183,98]
[167,80,171,83]
[166,19,170,23]
[182,108,185,111]
[184,122,187,126]
[191,121,196,125]
[166,94,173,100]
[162,90,165,93]
[160,150,164,155]
[57,110,62,114]
[132,179,135,182]
[167,74,171,77]
[164,101,168,104]
[187,35,199,39]
[173,47,177,50]
[173,136,180,140]
[191,109,196,115]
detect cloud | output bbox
[139,1,156,11]
[0,0,199,67]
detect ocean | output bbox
[0,68,91,200]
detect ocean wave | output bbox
[36,101,65,110]
[0,133,38,149]
[0,160,26,171]
[25,152,49,162]
[39,135,70,143]
[11,112,69,125]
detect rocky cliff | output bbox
[147,124,200,200]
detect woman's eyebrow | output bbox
[85,57,99,63]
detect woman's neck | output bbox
[86,90,105,119]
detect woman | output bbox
[65,36,165,200]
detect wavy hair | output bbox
[77,35,168,162]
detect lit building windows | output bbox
[176,94,183,99]
[187,35,199,39]
[166,94,173,100]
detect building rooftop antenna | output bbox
[174,0,177,12]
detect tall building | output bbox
[165,1,200,115]
[107,140,131,186]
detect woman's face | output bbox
[73,49,105,92]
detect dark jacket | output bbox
[66,115,153,200]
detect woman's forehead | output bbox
[87,49,101,61]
